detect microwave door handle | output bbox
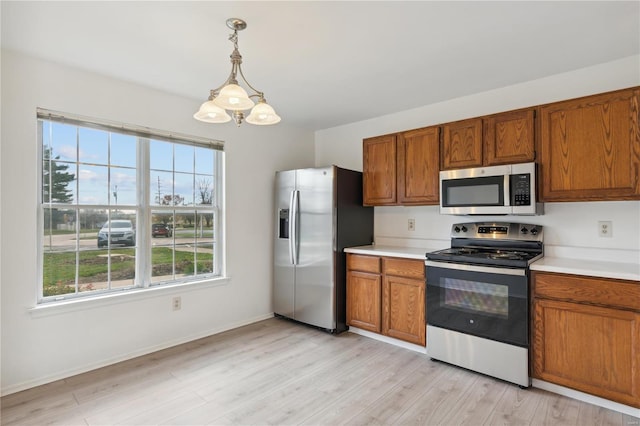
[504,173,511,206]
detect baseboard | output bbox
[1,313,274,397]
[531,379,640,418]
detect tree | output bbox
[43,147,75,203]
[197,179,213,227]
[160,194,185,206]
[197,178,213,205]
[43,148,76,231]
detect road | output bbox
[44,230,213,251]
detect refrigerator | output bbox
[274,166,374,333]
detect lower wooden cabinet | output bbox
[532,271,640,408]
[347,254,426,346]
[346,270,382,333]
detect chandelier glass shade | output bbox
[194,18,280,127]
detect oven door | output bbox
[425,260,528,347]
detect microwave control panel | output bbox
[510,174,531,206]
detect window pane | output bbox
[78,165,109,205]
[110,133,136,168]
[174,144,194,173]
[111,167,137,206]
[174,172,194,206]
[195,211,215,274]
[195,146,214,175]
[78,208,107,242]
[151,171,174,206]
[50,122,77,162]
[150,139,173,171]
[173,211,196,279]
[42,207,77,297]
[151,210,175,283]
[79,127,108,165]
[195,175,214,205]
[43,158,77,204]
[43,251,77,297]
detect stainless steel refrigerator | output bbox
[274,166,374,333]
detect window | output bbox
[38,109,224,303]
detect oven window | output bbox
[447,184,499,205]
[442,278,508,318]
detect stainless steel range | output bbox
[425,222,543,387]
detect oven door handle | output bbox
[425,260,526,276]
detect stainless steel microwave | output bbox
[440,162,543,215]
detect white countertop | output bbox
[345,245,640,282]
[344,245,445,260]
[531,257,640,282]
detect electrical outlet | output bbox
[172,296,182,311]
[598,221,613,238]
[408,218,415,231]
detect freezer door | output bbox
[273,170,296,318]
[294,167,336,329]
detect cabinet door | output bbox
[363,135,397,205]
[347,270,381,333]
[382,275,426,346]
[441,118,483,170]
[483,109,535,165]
[539,88,640,201]
[533,299,640,408]
[397,127,440,204]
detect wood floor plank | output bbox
[482,384,544,425]
[1,318,636,426]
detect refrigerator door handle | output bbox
[289,190,299,265]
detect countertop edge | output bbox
[530,257,640,282]
[344,245,439,260]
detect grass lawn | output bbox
[43,247,213,296]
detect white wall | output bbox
[316,56,640,263]
[0,49,315,394]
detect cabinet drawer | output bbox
[347,254,380,274]
[533,271,640,312]
[383,258,425,279]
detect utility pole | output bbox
[157,176,162,204]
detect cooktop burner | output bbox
[426,222,544,268]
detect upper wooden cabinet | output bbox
[539,88,640,201]
[441,110,536,170]
[363,134,397,205]
[397,127,440,204]
[441,118,483,170]
[483,109,535,165]
[363,126,440,206]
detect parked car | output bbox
[152,223,173,238]
[97,220,136,248]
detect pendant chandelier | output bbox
[194,18,281,127]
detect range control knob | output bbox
[520,227,528,234]
[461,226,468,232]
[530,227,539,235]
[454,226,461,233]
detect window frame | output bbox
[36,108,226,305]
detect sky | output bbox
[42,120,215,207]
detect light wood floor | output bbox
[2,318,638,425]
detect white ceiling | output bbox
[2,1,639,131]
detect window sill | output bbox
[29,276,231,318]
